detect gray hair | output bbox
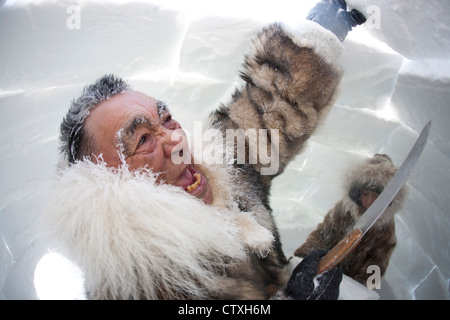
[60,74,131,164]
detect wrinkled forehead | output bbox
[87,90,165,126]
[113,93,169,136]
[84,90,167,148]
[105,90,162,115]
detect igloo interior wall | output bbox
[0,0,449,300]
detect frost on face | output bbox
[157,100,168,116]
[114,100,168,161]
[115,127,126,158]
[115,116,151,161]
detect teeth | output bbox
[187,173,201,192]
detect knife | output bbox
[317,121,431,274]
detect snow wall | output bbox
[0,0,449,300]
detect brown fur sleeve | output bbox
[209,23,343,181]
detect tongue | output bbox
[184,166,194,180]
[178,166,196,190]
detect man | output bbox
[44,1,367,299]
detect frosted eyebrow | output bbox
[123,115,153,137]
[116,115,153,156]
[157,100,169,117]
[116,101,169,157]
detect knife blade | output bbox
[317,121,431,274]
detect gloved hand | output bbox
[307,0,366,41]
[285,249,342,300]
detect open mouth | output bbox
[187,170,201,192]
[176,166,203,194]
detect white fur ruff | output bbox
[41,160,274,299]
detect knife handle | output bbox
[317,228,363,274]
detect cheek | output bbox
[361,190,379,210]
[127,148,166,173]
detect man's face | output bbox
[84,90,213,204]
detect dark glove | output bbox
[285,249,342,300]
[307,0,366,41]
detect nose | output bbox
[161,127,188,159]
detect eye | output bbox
[134,133,156,155]
[163,114,172,123]
[138,135,147,147]
[162,113,179,130]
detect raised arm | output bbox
[208,1,365,184]
[209,21,342,180]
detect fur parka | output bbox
[294,154,406,285]
[42,21,345,299]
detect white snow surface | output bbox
[1,0,449,299]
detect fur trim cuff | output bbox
[281,20,344,67]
